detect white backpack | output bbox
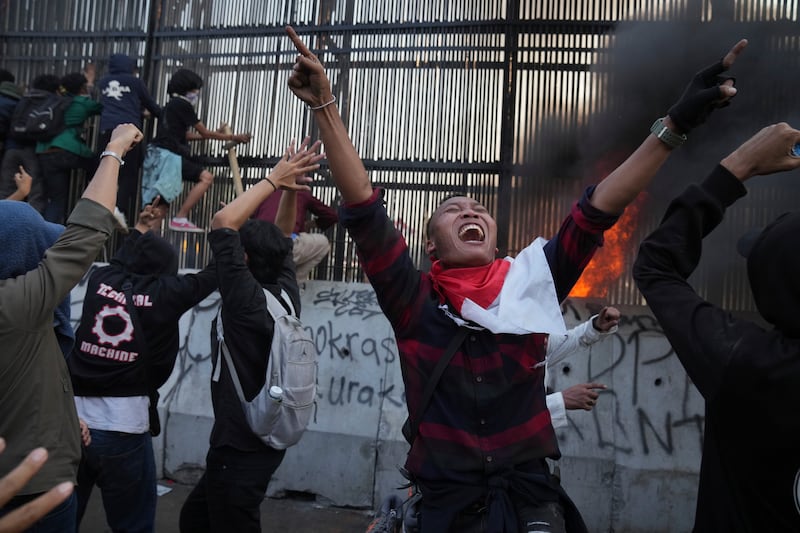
[213,288,317,450]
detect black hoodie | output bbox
[97,53,161,131]
[69,230,216,397]
[634,165,800,532]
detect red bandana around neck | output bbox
[429,258,511,312]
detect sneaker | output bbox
[112,207,129,234]
[365,509,398,533]
[169,217,205,233]
[366,494,402,533]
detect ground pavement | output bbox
[79,479,373,532]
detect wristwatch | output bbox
[650,117,687,149]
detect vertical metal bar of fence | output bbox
[494,0,519,257]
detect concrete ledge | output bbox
[71,274,709,531]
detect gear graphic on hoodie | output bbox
[92,304,135,347]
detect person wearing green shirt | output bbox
[37,71,102,224]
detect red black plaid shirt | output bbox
[339,187,617,484]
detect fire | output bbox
[569,193,646,299]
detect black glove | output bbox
[668,59,735,133]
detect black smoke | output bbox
[521,17,800,306]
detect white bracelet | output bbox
[307,95,337,111]
[100,150,125,166]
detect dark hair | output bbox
[239,219,292,285]
[425,193,466,239]
[167,69,203,95]
[31,74,60,93]
[60,72,87,95]
[0,69,14,84]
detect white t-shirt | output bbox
[74,395,150,434]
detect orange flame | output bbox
[569,193,646,299]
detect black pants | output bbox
[178,446,285,533]
[98,130,144,220]
[447,501,566,533]
[38,149,96,224]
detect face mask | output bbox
[184,92,199,106]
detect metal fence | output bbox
[3,0,800,308]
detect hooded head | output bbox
[0,200,64,279]
[111,231,178,276]
[167,69,203,96]
[108,54,136,75]
[743,211,800,338]
[0,200,73,355]
[0,69,14,84]
[239,219,291,286]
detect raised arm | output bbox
[590,39,748,214]
[82,124,143,211]
[633,122,800,398]
[190,121,252,144]
[286,26,372,204]
[212,138,323,231]
[132,196,167,234]
[546,306,620,367]
[274,139,307,237]
[6,166,32,201]
[720,122,800,182]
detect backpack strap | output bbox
[213,312,249,405]
[405,327,468,444]
[263,287,297,319]
[213,289,294,403]
[121,277,161,436]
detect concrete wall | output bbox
[70,273,705,533]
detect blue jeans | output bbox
[0,491,77,533]
[75,430,156,533]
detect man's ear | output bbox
[425,239,436,258]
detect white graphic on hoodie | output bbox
[102,80,131,101]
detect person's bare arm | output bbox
[212,139,323,231]
[6,167,32,202]
[189,122,251,144]
[286,26,372,205]
[81,124,143,212]
[720,122,800,182]
[132,196,167,234]
[590,39,748,215]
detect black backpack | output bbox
[8,89,73,142]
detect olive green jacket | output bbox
[0,199,113,494]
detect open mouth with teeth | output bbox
[458,223,485,242]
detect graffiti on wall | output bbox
[554,300,705,466]
[70,276,705,465]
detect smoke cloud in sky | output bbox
[526,19,800,198]
[522,18,800,300]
